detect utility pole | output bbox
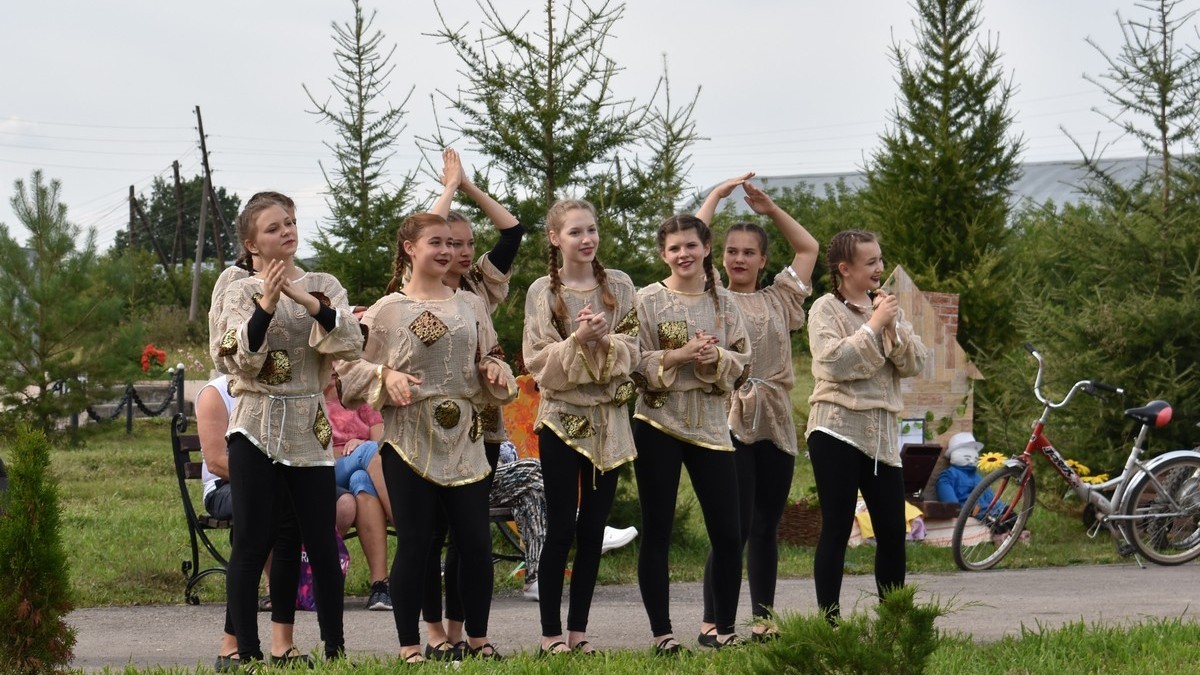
[130,193,172,275]
[195,105,228,268]
[171,160,185,266]
[128,185,136,247]
[188,174,211,323]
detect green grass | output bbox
[0,413,1128,609]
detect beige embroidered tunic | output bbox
[461,253,513,445]
[337,290,517,487]
[728,267,812,456]
[212,272,364,467]
[805,293,927,468]
[208,265,249,372]
[632,283,752,451]
[522,270,640,471]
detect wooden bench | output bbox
[171,412,523,603]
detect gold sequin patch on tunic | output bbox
[657,320,688,350]
[630,371,649,391]
[410,311,448,346]
[558,412,595,439]
[252,292,264,307]
[469,410,484,442]
[313,407,332,447]
[434,400,462,429]
[488,344,505,360]
[217,329,238,357]
[613,381,636,406]
[643,390,668,409]
[731,337,747,354]
[480,404,501,433]
[614,307,639,337]
[467,262,486,285]
[310,292,331,307]
[256,350,292,385]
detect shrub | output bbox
[0,424,76,674]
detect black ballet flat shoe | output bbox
[654,636,685,656]
[269,646,314,669]
[697,627,719,649]
[571,640,599,656]
[465,642,503,660]
[712,633,746,650]
[538,640,569,657]
[424,641,458,661]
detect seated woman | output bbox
[325,370,394,611]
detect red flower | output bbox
[141,343,167,373]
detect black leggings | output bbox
[807,430,907,619]
[537,429,620,636]
[223,486,303,637]
[633,421,742,636]
[422,442,500,624]
[226,434,343,660]
[702,437,795,623]
[383,446,493,646]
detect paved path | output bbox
[68,563,1199,671]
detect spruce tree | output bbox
[427,0,700,351]
[982,0,1200,464]
[304,0,416,304]
[0,171,142,434]
[863,0,1024,359]
[0,424,75,674]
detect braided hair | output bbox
[545,199,616,332]
[657,214,721,322]
[826,229,879,311]
[386,213,449,295]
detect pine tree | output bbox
[0,171,142,434]
[304,0,417,304]
[863,0,1024,358]
[427,0,700,351]
[982,0,1200,464]
[0,423,76,674]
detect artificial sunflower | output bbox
[1081,473,1110,485]
[1066,459,1091,477]
[977,452,1007,475]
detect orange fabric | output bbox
[503,374,542,458]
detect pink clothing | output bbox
[325,395,383,451]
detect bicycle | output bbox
[951,343,1200,571]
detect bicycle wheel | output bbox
[951,464,1036,571]
[1122,454,1200,565]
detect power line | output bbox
[0,116,192,131]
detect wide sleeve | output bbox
[766,266,812,331]
[467,253,512,313]
[695,293,752,391]
[632,289,677,391]
[522,279,594,389]
[336,299,410,411]
[211,281,269,377]
[808,296,887,382]
[308,276,363,361]
[471,294,518,406]
[886,310,927,377]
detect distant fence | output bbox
[54,367,187,435]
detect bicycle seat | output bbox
[1124,400,1172,428]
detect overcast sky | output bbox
[0,0,1166,257]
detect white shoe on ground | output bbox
[601,526,638,554]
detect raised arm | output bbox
[695,172,756,225]
[742,181,819,286]
[431,147,462,218]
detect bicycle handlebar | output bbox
[1026,344,1124,408]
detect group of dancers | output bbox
[207,150,927,667]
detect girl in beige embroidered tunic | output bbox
[805,229,927,624]
[425,148,528,655]
[693,173,819,643]
[212,199,362,663]
[632,215,752,653]
[336,213,516,663]
[522,199,640,655]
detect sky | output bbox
[0,0,1167,258]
